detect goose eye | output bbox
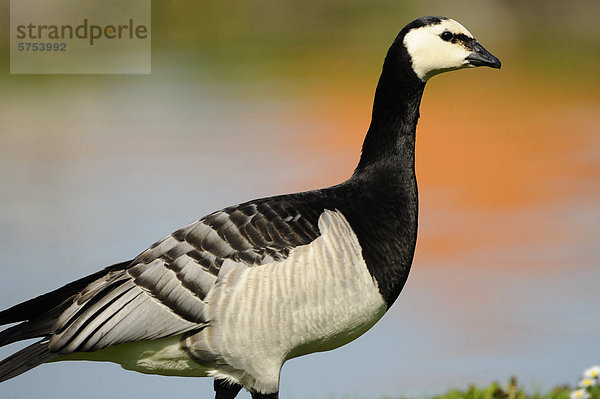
[441,31,453,41]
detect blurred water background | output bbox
[0,1,599,398]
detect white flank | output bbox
[404,18,474,81]
[185,209,387,393]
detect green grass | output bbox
[428,379,570,399]
[373,377,600,399]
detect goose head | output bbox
[400,16,501,81]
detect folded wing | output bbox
[1,197,322,366]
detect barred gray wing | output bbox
[49,198,322,353]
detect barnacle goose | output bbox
[0,16,500,399]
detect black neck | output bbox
[339,43,426,307]
[354,44,425,177]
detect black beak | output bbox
[466,41,501,69]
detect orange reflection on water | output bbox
[282,70,600,263]
[418,73,599,209]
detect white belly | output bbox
[54,334,209,377]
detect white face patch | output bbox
[403,18,475,81]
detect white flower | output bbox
[570,389,591,399]
[579,378,597,388]
[583,365,600,379]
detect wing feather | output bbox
[53,283,141,352]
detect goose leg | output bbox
[214,378,242,399]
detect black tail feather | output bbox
[0,260,133,326]
[0,319,53,347]
[0,260,134,382]
[0,339,57,383]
